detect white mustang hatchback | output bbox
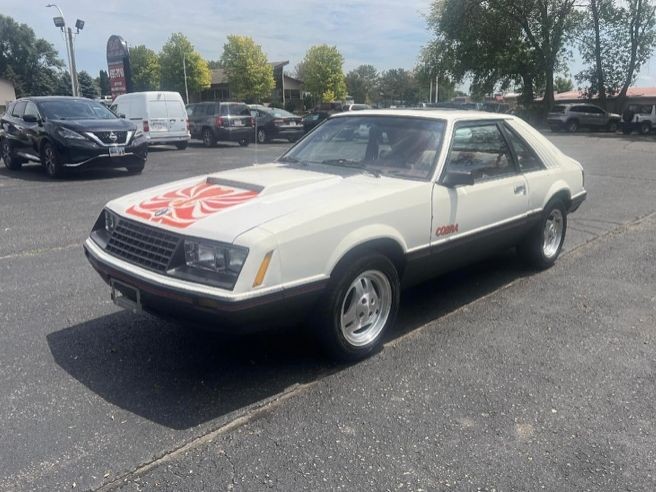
[85,110,586,360]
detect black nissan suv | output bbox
[1,96,148,178]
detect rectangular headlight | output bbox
[104,209,117,233]
[183,240,248,276]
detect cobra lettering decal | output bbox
[126,181,259,228]
[435,224,459,236]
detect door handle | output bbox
[514,184,526,195]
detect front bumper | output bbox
[57,137,148,168]
[83,238,326,331]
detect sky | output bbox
[2,0,655,89]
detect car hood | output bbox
[49,118,135,132]
[107,163,420,243]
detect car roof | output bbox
[330,108,513,122]
[16,96,96,103]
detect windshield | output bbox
[38,100,118,120]
[280,116,446,180]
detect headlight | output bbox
[56,127,87,140]
[133,128,144,138]
[183,240,248,276]
[104,209,117,233]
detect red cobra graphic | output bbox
[126,181,259,228]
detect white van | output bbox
[112,91,190,149]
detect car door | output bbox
[431,120,529,259]
[20,101,42,159]
[6,101,28,156]
[587,106,604,127]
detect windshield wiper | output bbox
[278,156,307,166]
[320,159,380,177]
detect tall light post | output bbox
[46,4,84,97]
[182,51,189,104]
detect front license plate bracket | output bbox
[110,279,142,313]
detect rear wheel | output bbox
[518,199,567,270]
[175,141,188,150]
[202,128,216,148]
[640,121,652,135]
[1,138,22,170]
[313,253,400,361]
[256,128,268,144]
[42,142,64,178]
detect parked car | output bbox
[1,96,148,178]
[621,103,656,135]
[547,103,620,133]
[248,104,303,143]
[84,109,586,360]
[186,102,255,147]
[111,91,190,149]
[342,104,372,111]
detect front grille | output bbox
[106,218,180,272]
[93,131,128,144]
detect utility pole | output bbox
[46,4,84,97]
[435,75,439,103]
[182,52,189,104]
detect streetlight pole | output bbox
[46,4,84,97]
[182,52,189,104]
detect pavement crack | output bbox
[0,242,81,261]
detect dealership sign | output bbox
[106,35,132,99]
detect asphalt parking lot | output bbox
[1,133,655,491]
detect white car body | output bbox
[85,110,586,345]
[111,91,190,146]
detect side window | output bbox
[444,123,515,182]
[503,123,546,173]
[24,102,40,119]
[12,101,26,117]
[589,107,604,114]
[570,106,584,113]
[220,104,230,116]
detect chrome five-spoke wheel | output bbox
[542,208,564,259]
[340,270,392,347]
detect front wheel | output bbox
[126,160,145,174]
[175,141,188,150]
[314,253,400,361]
[640,122,652,135]
[42,142,64,178]
[1,138,22,170]
[566,119,578,133]
[518,200,567,270]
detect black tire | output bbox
[313,253,400,361]
[126,160,145,174]
[640,121,651,135]
[608,121,618,133]
[565,119,578,133]
[1,138,22,170]
[518,199,568,270]
[175,141,188,150]
[42,142,65,178]
[202,128,216,148]
[238,139,249,147]
[256,128,268,144]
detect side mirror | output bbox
[23,114,39,123]
[119,113,126,119]
[442,170,475,187]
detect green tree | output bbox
[220,35,275,102]
[97,70,110,95]
[129,45,160,92]
[159,33,211,102]
[301,45,347,103]
[425,0,580,109]
[77,70,98,98]
[554,76,574,93]
[346,65,379,103]
[378,68,423,105]
[0,15,64,97]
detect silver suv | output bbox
[548,104,620,133]
[622,104,656,135]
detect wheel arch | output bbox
[327,233,408,281]
[543,184,572,210]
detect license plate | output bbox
[233,120,244,126]
[110,279,142,313]
[109,146,125,157]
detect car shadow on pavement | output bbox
[0,163,136,183]
[46,250,530,430]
